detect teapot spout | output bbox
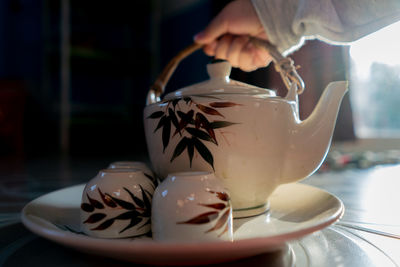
[282,81,348,182]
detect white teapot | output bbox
[144,39,347,218]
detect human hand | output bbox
[194,0,272,72]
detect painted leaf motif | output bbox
[176,110,186,119]
[196,104,224,117]
[171,137,188,162]
[86,194,104,209]
[145,189,153,198]
[172,98,180,109]
[154,115,167,133]
[147,111,165,119]
[83,213,106,224]
[138,218,151,230]
[209,121,238,129]
[205,209,230,233]
[207,128,217,144]
[185,110,195,122]
[98,188,117,208]
[169,108,180,135]
[80,203,94,212]
[193,137,214,170]
[106,193,136,210]
[114,210,141,220]
[162,116,171,152]
[139,184,152,216]
[91,218,114,231]
[150,179,157,189]
[119,217,142,233]
[185,127,216,144]
[187,138,194,167]
[195,113,216,143]
[177,109,194,126]
[209,102,242,108]
[143,173,155,182]
[195,112,203,129]
[216,192,230,201]
[199,203,226,210]
[219,223,230,237]
[177,211,219,224]
[124,187,144,209]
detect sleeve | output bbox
[251,0,400,55]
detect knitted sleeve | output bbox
[251,0,400,55]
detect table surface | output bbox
[1,156,399,267]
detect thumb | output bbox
[194,13,228,44]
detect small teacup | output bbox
[80,168,155,238]
[152,172,233,242]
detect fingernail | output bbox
[246,42,254,50]
[194,32,204,41]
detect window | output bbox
[350,21,400,138]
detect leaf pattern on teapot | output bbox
[147,96,241,170]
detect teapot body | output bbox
[144,94,299,217]
[144,46,347,218]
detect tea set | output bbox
[79,37,347,242]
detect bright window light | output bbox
[350,21,400,138]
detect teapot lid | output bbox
[163,61,276,100]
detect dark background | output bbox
[0,0,352,162]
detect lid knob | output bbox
[207,60,232,81]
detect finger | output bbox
[252,54,271,69]
[203,41,218,56]
[215,35,233,60]
[252,47,273,68]
[238,42,256,72]
[227,36,249,67]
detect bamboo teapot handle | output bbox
[147,43,202,105]
[146,37,305,105]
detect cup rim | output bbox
[168,171,213,178]
[108,161,148,168]
[99,168,143,174]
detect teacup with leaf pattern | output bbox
[80,168,155,238]
[151,171,233,242]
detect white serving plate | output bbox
[21,183,343,265]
